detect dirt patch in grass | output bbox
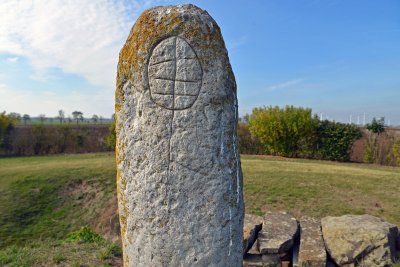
[93,195,120,243]
[0,153,117,248]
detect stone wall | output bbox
[244,212,400,267]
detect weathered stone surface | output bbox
[261,254,281,266]
[298,217,326,267]
[243,254,264,267]
[116,4,243,266]
[257,212,299,254]
[248,241,261,255]
[243,254,281,267]
[321,214,400,267]
[244,214,263,254]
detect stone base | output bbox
[243,254,281,267]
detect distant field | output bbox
[0,153,399,265]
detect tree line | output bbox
[238,105,400,165]
[2,107,400,165]
[7,110,114,125]
[0,111,114,156]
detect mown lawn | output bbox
[0,153,399,266]
[242,155,400,225]
[0,153,120,266]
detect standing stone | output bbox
[115,4,244,266]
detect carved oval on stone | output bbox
[148,36,202,110]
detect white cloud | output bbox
[266,78,304,91]
[0,0,156,88]
[5,56,19,63]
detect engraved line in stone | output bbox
[150,57,197,66]
[151,92,198,96]
[148,36,202,111]
[154,77,201,83]
[171,37,177,111]
[149,59,174,66]
[168,36,178,163]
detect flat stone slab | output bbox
[321,214,400,267]
[298,217,326,267]
[258,212,299,254]
[244,214,263,254]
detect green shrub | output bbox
[248,106,318,157]
[98,243,122,260]
[363,136,375,163]
[104,122,116,150]
[392,139,400,166]
[247,106,362,161]
[0,112,16,153]
[66,226,103,244]
[316,120,361,161]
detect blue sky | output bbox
[1,0,399,124]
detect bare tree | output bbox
[57,110,65,124]
[92,114,99,124]
[38,114,46,124]
[72,111,83,125]
[22,114,30,126]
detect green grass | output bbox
[0,240,121,267]
[0,153,116,248]
[242,155,400,225]
[0,153,399,265]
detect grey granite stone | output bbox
[257,212,299,254]
[115,4,243,266]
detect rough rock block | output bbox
[298,217,326,267]
[321,214,399,267]
[244,214,263,254]
[258,212,299,254]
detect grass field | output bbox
[243,155,400,223]
[0,153,399,266]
